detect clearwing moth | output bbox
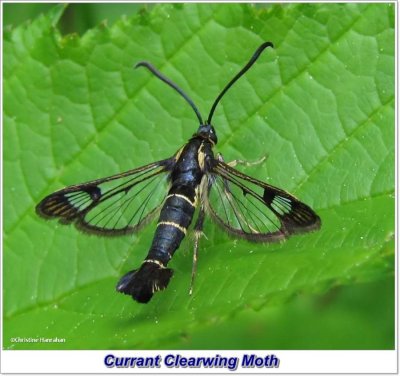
[37,42,321,303]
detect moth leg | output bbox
[189,207,206,295]
[217,152,267,168]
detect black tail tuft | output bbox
[116,262,174,303]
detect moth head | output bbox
[196,123,218,145]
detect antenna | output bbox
[207,41,274,125]
[135,61,204,124]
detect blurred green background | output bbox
[3,3,394,350]
[4,3,145,35]
[4,3,276,34]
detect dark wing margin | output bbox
[204,160,321,242]
[36,158,174,236]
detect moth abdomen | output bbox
[116,261,173,304]
[146,190,197,263]
[119,187,198,303]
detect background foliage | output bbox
[3,3,394,349]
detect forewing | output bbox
[205,161,321,241]
[36,159,173,236]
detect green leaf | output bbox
[4,3,394,349]
[165,276,395,350]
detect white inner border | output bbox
[1,0,398,374]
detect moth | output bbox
[36,42,321,303]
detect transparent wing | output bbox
[205,161,321,242]
[36,158,173,236]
